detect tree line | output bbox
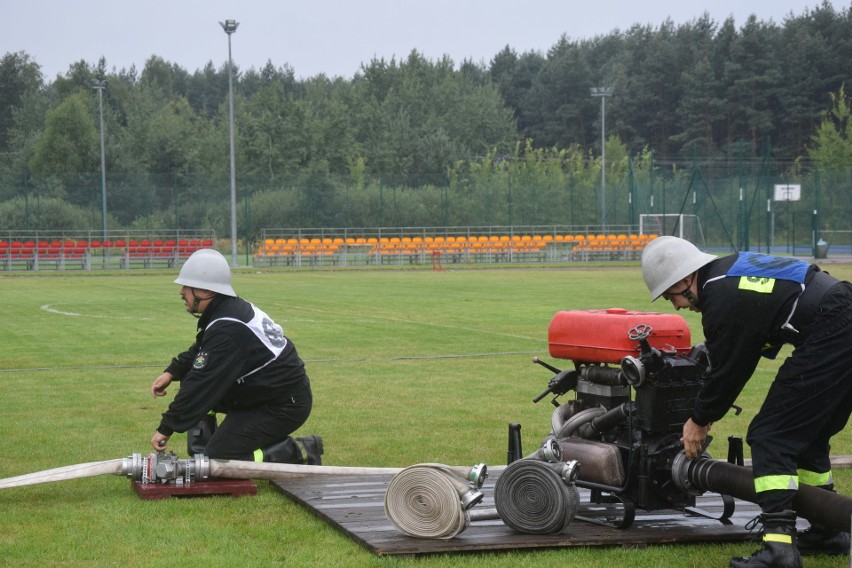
[0,1,849,243]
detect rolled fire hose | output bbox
[383,464,486,539]
[494,457,581,534]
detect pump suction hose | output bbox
[672,453,852,533]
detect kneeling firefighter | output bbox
[642,237,851,567]
[150,248,323,466]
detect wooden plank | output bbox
[132,479,257,500]
[270,470,795,556]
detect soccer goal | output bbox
[639,213,706,247]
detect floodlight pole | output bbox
[93,80,108,240]
[590,87,613,231]
[220,19,239,267]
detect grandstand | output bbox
[0,231,215,271]
[1,227,664,271]
[253,228,658,268]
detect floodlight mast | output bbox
[93,80,108,240]
[220,19,239,267]
[590,87,613,232]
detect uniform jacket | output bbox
[157,295,308,436]
[692,252,825,426]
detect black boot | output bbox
[186,413,217,455]
[295,435,324,465]
[260,435,323,465]
[730,511,802,568]
[797,522,851,556]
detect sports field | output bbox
[1,264,849,567]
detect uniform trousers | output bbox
[746,282,852,511]
[202,378,313,461]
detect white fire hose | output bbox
[383,463,488,539]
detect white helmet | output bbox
[641,236,716,301]
[174,249,236,297]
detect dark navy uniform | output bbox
[693,252,852,512]
[157,294,313,461]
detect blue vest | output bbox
[725,252,809,358]
[726,251,809,284]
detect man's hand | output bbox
[681,418,711,460]
[151,372,173,397]
[151,431,170,452]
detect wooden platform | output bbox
[270,469,800,556]
[132,479,257,500]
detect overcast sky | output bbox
[4,0,846,81]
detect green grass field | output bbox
[1,264,850,567]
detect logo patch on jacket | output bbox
[262,317,286,348]
[193,351,209,369]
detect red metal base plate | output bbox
[131,479,257,500]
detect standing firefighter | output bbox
[641,236,851,568]
[150,248,323,466]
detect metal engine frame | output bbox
[530,323,737,528]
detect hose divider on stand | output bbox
[384,463,486,539]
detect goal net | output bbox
[639,214,705,247]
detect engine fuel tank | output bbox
[548,308,691,363]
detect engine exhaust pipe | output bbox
[672,453,852,533]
